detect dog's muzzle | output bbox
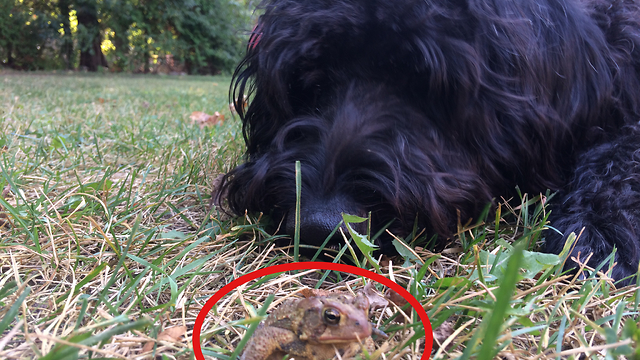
[285,196,366,248]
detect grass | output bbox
[0,71,639,360]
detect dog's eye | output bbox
[323,308,341,325]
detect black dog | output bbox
[220,0,640,283]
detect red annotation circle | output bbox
[192,262,433,360]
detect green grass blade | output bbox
[0,285,30,335]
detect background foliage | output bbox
[0,0,251,74]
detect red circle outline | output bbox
[192,262,432,359]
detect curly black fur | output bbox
[220,0,640,283]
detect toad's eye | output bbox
[323,308,341,325]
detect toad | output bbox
[240,291,383,360]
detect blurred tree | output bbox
[0,0,250,73]
[0,0,58,70]
[105,0,250,74]
[167,0,249,74]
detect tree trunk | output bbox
[142,49,149,73]
[77,0,107,71]
[6,43,13,68]
[58,0,74,69]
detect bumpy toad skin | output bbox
[240,292,374,360]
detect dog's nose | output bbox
[285,197,364,248]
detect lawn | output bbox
[1,72,639,360]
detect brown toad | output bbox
[240,292,380,360]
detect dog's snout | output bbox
[286,208,344,247]
[285,197,365,248]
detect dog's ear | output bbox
[230,10,299,156]
[230,29,286,158]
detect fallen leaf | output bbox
[142,325,187,353]
[384,288,413,323]
[432,320,456,351]
[189,111,224,128]
[362,282,388,310]
[300,288,331,298]
[379,255,392,267]
[158,326,187,341]
[98,98,105,104]
[384,288,407,307]
[141,341,153,353]
[229,96,248,114]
